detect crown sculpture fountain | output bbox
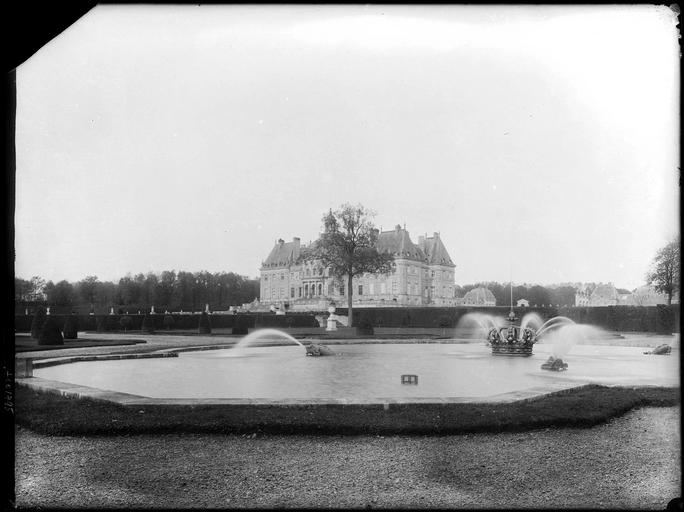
[487,310,538,357]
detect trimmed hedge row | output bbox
[343,305,679,333]
[14,312,319,333]
[14,305,679,334]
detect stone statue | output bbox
[306,343,334,356]
[643,344,672,355]
[541,356,568,371]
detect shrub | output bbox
[62,314,78,340]
[356,316,374,336]
[38,316,64,345]
[437,315,452,328]
[30,306,47,339]
[142,314,155,334]
[96,315,108,333]
[656,305,675,334]
[400,312,411,328]
[163,314,174,330]
[232,315,249,335]
[119,315,133,332]
[198,312,212,334]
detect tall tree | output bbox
[78,275,99,308]
[646,235,680,305]
[304,204,395,327]
[15,277,32,302]
[29,276,46,301]
[45,280,75,307]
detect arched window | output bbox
[318,283,322,295]
[304,284,309,297]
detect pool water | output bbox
[33,342,679,400]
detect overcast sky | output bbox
[15,4,679,289]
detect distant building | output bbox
[516,298,529,307]
[462,287,496,306]
[259,224,457,310]
[575,283,619,306]
[621,285,679,306]
[574,282,678,307]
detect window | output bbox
[304,284,309,296]
[392,281,397,294]
[380,282,386,294]
[290,288,295,298]
[318,283,322,295]
[369,283,375,295]
[358,285,363,295]
[340,286,345,296]
[298,287,302,298]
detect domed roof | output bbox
[463,286,496,305]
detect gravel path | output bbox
[15,406,680,509]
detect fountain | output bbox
[232,328,305,350]
[29,322,679,402]
[232,328,334,357]
[486,310,538,356]
[458,306,602,365]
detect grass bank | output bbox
[15,336,147,353]
[14,383,679,436]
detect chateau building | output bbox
[260,225,456,309]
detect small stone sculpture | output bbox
[305,343,334,356]
[643,344,672,355]
[541,356,568,371]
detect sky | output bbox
[14,4,679,290]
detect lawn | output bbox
[14,383,680,436]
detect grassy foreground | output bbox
[14,384,680,436]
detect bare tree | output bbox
[305,204,394,327]
[646,235,680,305]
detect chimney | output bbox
[395,224,401,232]
[278,238,284,245]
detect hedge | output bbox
[62,315,78,339]
[14,306,680,334]
[38,317,64,345]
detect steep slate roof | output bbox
[263,225,455,268]
[262,239,301,268]
[376,225,426,261]
[419,234,455,266]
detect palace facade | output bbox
[260,224,457,309]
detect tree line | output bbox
[15,271,260,314]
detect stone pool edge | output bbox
[16,373,594,406]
